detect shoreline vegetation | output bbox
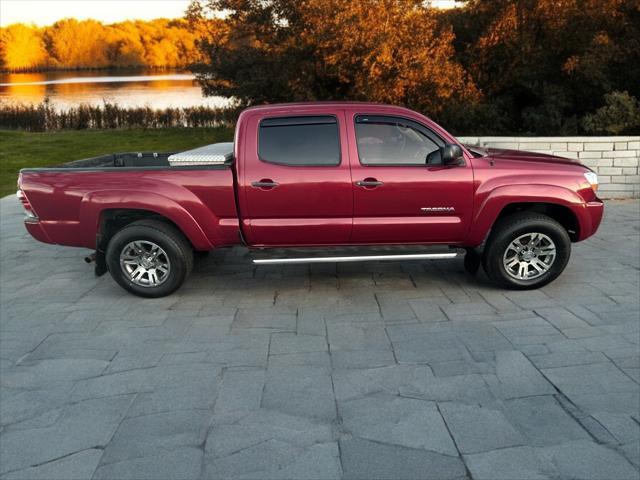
[0,127,234,197]
[1,66,190,75]
[0,101,238,131]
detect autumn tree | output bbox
[44,19,111,68]
[0,24,49,71]
[189,0,481,119]
[104,21,146,67]
[0,18,215,71]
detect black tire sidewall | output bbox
[106,224,189,298]
[484,216,571,289]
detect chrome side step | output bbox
[252,252,459,265]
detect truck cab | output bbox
[235,103,474,246]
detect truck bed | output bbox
[55,152,174,169]
[44,143,235,170]
[19,148,239,251]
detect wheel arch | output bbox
[468,185,586,246]
[78,190,216,252]
[492,203,579,241]
[97,208,197,252]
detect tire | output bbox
[482,213,571,290]
[106,219,193,297]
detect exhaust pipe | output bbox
[84,253,96,264]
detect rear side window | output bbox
[258,116,340,166]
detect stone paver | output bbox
[439,402,526,454]
[1,197,639,479]
[340,438,466,480]
[339,394,458,455]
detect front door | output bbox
[347,114,473,244]
[240,112,353,246]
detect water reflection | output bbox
[0,70,230,110]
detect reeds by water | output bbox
[0,100,239,131]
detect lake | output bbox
[0,69,231,110]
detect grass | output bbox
[0,127,234,198]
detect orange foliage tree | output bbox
[190,0,481,119]
[44,19,111,69]
[189,0,638,134]
[0,24,49,71]
[0,18,215,71]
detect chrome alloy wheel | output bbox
[502,232,556,281]
[119,240,171,287]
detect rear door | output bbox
[239,112,353,246]
[347,113,474,244]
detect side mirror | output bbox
[442,144,464,166]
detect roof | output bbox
[241,101,417,113]
[236,102,454,143]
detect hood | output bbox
[472,146,583,168]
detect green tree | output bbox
[582,91,640,134]
[442,0,640,133]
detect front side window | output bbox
[355,115,443,165]
[259,116,340,166]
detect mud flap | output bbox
[95,249,108,277]
[463,248,482,275]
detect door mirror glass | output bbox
[442,144,464,166]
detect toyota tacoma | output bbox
[18,102,604,297]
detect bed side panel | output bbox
[19,168,238,250]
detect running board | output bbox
[251,246,460,265]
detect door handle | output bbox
[251,179,279,189]
[355,179,383,188]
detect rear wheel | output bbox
[482,213,571,289]
[106,219,193,297]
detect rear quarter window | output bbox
[258,116,340,166]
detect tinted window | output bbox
[355,116,442,165]
[259,116,340,166]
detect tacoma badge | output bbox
[421,207,456,213]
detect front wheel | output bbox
[106,219,193,297]
[482,213,571,290]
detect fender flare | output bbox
[467,184,588,246]
[77,190,216,251]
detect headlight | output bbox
[583,171,598,192]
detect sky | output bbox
[0,0,192,27]
[0,0,461,27]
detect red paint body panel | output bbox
[344,108,474,243]
[467,156,604,244]
[19,169,238,250]
[237,108,353,245]
[18,102,604,254]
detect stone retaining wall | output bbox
[458,136,640,199]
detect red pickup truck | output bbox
[18,102,603,297]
